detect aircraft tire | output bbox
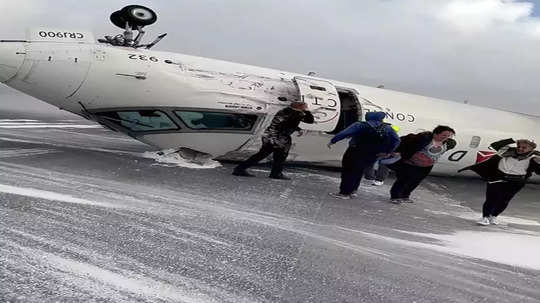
[120,5,157,27]
[110,10,128,29]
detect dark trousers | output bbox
[364,161,389,182]
[482,181,524,217]
[339,147,376,195]
[235,142,288,176]
[390,162,432,199]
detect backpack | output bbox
[369,122,389,143]
[350,122,390,148]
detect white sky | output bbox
[1,0,540,115]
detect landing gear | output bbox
[99,5,165,49]
[111,5,157,29]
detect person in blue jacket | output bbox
[327,111,400,199]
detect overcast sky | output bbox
[1,0,540,115]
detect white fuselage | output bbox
[0,31,538,177]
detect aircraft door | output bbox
[293,76,340,132]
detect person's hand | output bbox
[376,153,389,158]
[391,152,401,157]
[297,130,304,137]
[534,156,540,164]
[327,142,334,149]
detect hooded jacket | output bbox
[262,106,314,148]
[330,111,400,154]
[458,138,540,182]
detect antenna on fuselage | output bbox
[98,5,166,49]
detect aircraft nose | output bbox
[0,41,25,83]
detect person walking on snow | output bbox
[232,102,314,180]
[388,126,456,204]
[364,124,401,186]
[327,111,400,199]
[459,138,540,226]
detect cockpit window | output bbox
[175,111,258,131]
[97,110,178,131]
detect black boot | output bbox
[232,167,255,177]
[269,173,290,180]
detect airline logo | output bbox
[476,151,496,163]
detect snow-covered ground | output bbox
[1,116,539,302]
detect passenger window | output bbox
[175,111,258,131]
[470,136,481,148]
[97,110,178,132]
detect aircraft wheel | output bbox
[121,5,157,27]
[110,10,128,29]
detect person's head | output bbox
[516,139,536,154]
[290,102,308,111]
[365,111,386,122]
[432,125,455,142]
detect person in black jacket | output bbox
[232,102,314,180]
[459,138,540,225]
[388,125,456,204]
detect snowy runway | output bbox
[1,116,539,302]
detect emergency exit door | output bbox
[293,76,341,132]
